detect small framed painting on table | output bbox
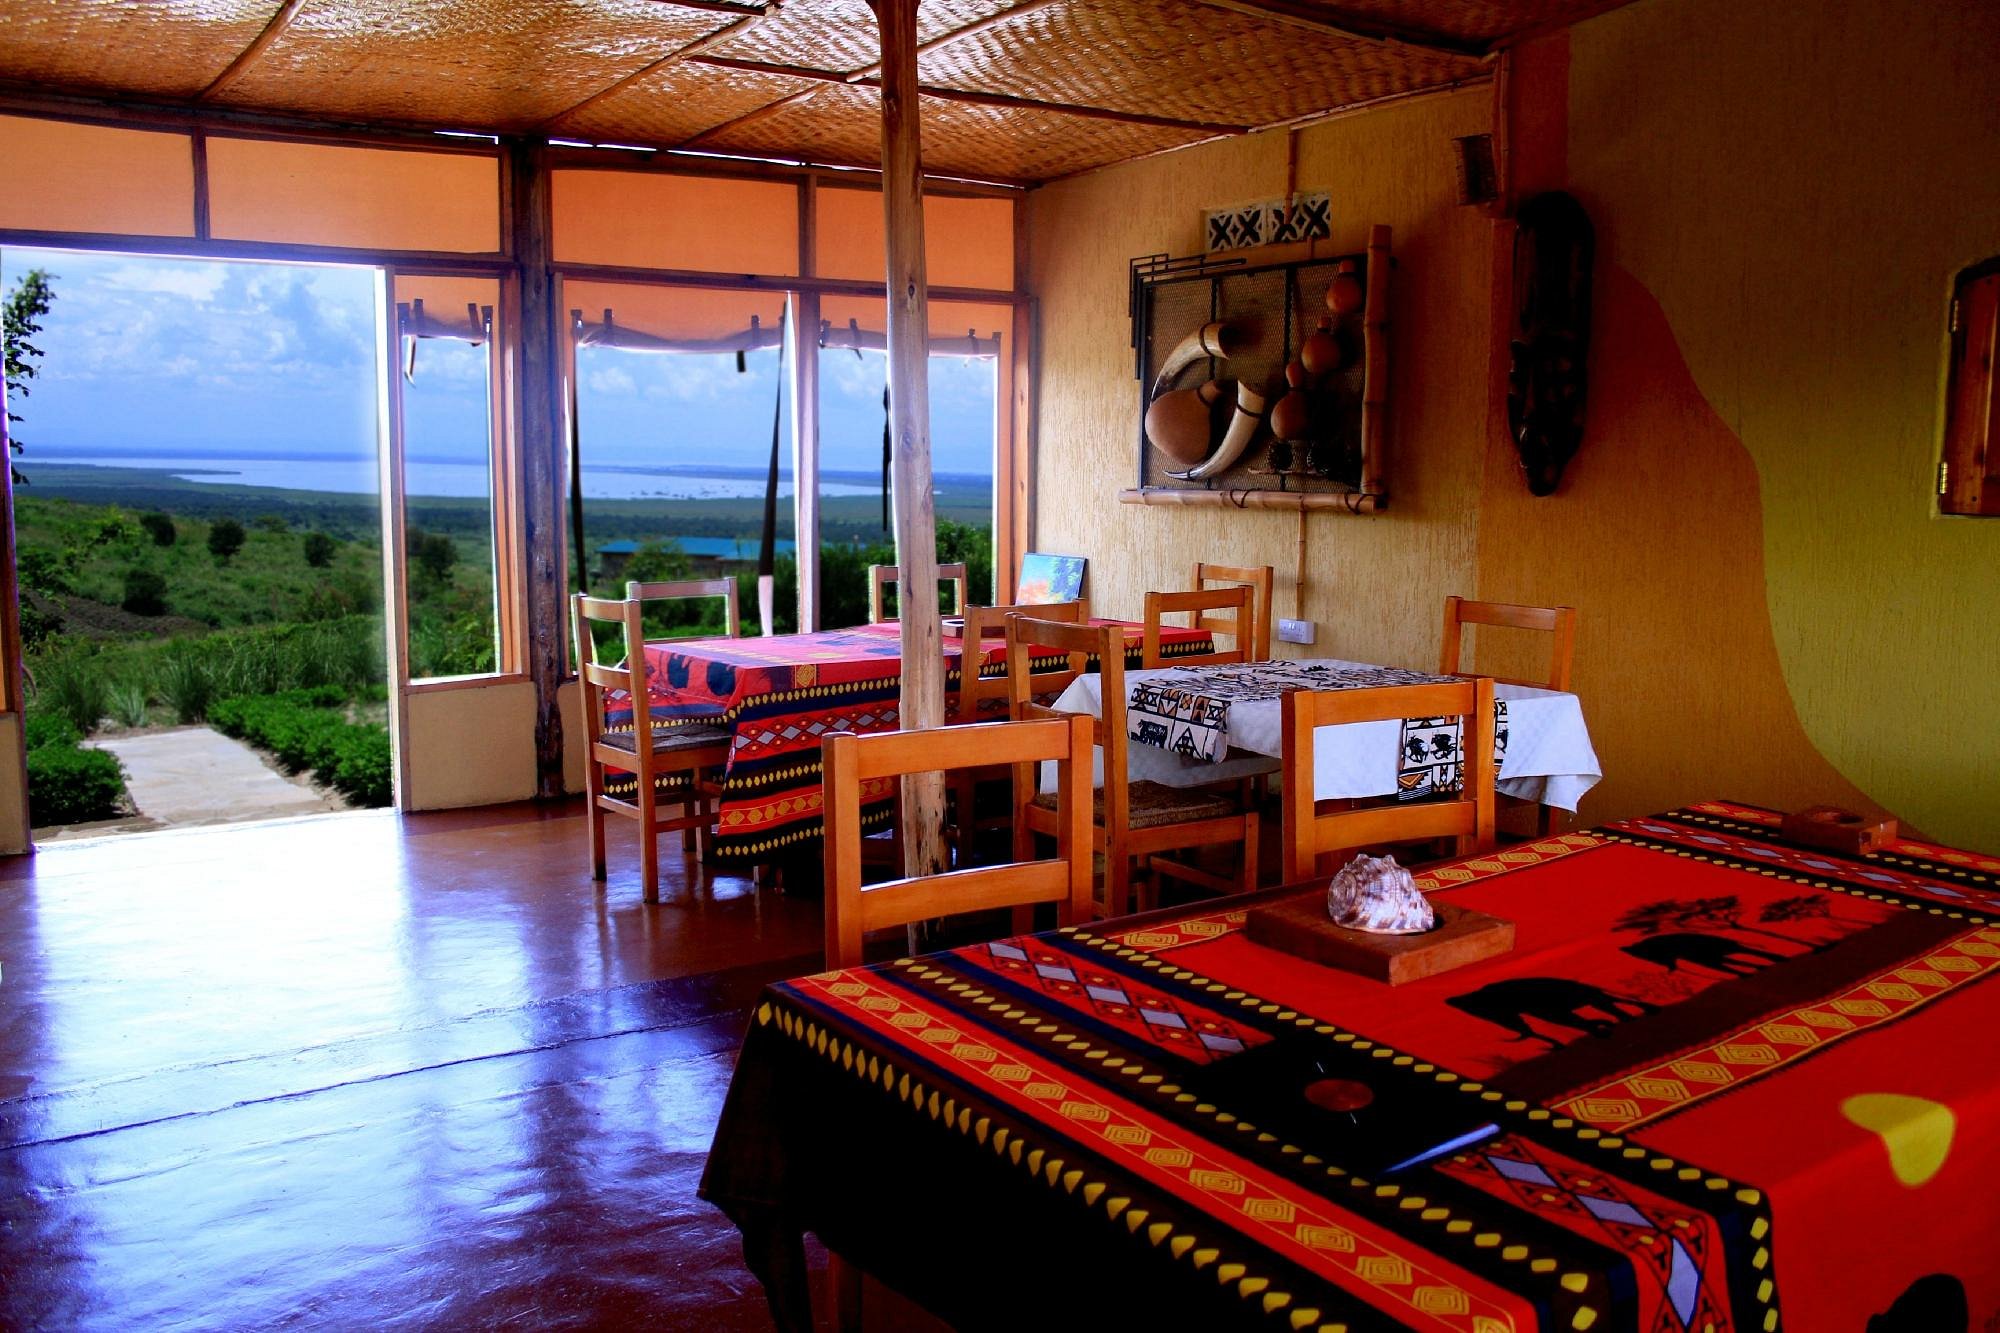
[1017,553,1086,605]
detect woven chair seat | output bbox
[599,723,732,756]
[1033,780,1237,830]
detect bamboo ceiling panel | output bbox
[553,59,819,146]
[1275,0,1624,45]
[0,0,272,101]
[701,0,1021,77]
[212,0,722,132]
[917,0,1482,130]
[697,82,1210,182]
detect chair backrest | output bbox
[1006,614,1130,834]
[868,563,970,623]
[572,593,649,749]
[956,599,1087,719]
[1192,561,1275,661]
[822,715,1094,968]
[1440,596,1577,692]
[626,577,742,640]
[1143,586,1252,668]
[1280,678,1497,882]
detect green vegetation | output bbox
[15,462,995,817]
[4,268,56,486]
[22,710,125,827]
[210,687,392,808]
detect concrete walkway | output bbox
[89,727,344,829]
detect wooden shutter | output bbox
[1941,267,2000,516]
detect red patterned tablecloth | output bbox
[703,800,2000,1331]
[617,620,1213,861]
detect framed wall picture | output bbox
[1017,553,1086,604]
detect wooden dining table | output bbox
[611,619,1215,862]
[702,800,2000,1331]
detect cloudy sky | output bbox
[1,247,997,483]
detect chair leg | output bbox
[585,766,607,882]
[1108,848,1134,917]
[1240,811,1260,893]
[638,775,661,905]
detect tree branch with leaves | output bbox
[4,267,58,487]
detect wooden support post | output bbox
[870,0,948,880]
[788,288,821,629]
[791,178,823,630]
[510,139,569,799]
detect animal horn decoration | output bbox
[1150,321,1237,397]
[1506,191,1594,496]
[1168,381,1267,481]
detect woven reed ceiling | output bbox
[0,0,1629,183]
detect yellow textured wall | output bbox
[1028,89,1495,674]
[403,683,538,810]
[1027,0,2000,849]
[1562,0,2000,845]
[0,714,29,854]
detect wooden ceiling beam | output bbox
[1188,0,1488,58]
[197,0,310,102]
[683,54,1249,136]
[676,84,825,151]
[538,3,780,132]
[639,0,772,14]
[844,0,1065,83]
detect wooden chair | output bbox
[572,593,732,904]
[1280,678,1497,883]
[867,562,969,624]
[1440,596,1577,691]
[627,576,741,639]
[823,715,1094,969]
[1440,596,1578,835]
[1010,615,1259,917]
[946,600,1088,857]
[1141,586,1253,669]
[1191,561,1275,661]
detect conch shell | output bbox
[1326,853,1434,935]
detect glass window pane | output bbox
[397,280,500,680]
[570,283,794,646]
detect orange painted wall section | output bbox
[551,169,799,276]
[0,116,195,237]
[813,185,1014,291]
[207,138,500,253]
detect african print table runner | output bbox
[703,801,2000,1331]
[1123,661,1505,799]
[612,621,1213,861]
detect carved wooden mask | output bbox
[1506,191,1595,496]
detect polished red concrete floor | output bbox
[0,801,835,1330]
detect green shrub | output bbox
[23,711,81,751]
[302,531,337,568]
[140,512,177,546]
[207,518,245,562]
[254,514,289,534]
[211,687,391,809]
[37,654,107,734]
[121,567,168,616]
[27,743,124,826]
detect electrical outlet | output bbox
[1277,617,1316,646]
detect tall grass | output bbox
[32,616,387,728]
[37,655,109,734]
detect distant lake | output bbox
[27,451,896,501]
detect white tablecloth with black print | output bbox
[1048,657,1602,812]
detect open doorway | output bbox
[0,247,391,838]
